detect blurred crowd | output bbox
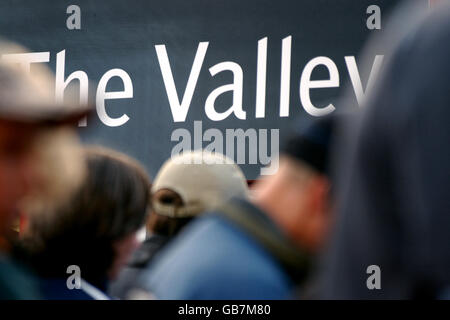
[0,1,450,300]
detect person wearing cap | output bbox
[129,116,338,300]
[0,42,90,299]
[109,150,249,299]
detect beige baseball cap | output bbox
[151,150,249,218]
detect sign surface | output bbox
[0,0,411,178]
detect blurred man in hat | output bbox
[0,41,90,299]
[131,116,339,300]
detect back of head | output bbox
[21,146,151,286]
[151,150,249,218]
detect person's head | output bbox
[0,41,90,249]
[148,150,248,237]
[253,116,337,253]
[21,146,151,285]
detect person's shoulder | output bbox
[40,278,110,300]
[145,215,244,274]
[0,255,41,299]
[141,214,291,299]
[154,214,262,265]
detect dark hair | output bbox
[146,189,193,237]
[20,146,151,288]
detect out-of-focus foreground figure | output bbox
[0,41,89,299]
[319,1,450,299]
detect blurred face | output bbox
[253,156,331,253]
[109,231,141,280]
[0,120,39,239]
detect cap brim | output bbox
[0,103,94,127]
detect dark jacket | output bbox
[0,254,40,299]
[39,278,109,300]
[10,241,110,300]
[108,234,168,299]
